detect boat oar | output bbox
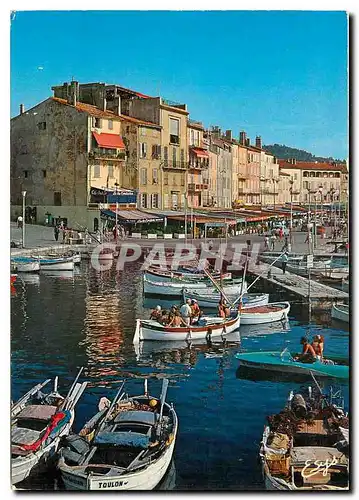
[60,367,84,410]
[310,371,330,408]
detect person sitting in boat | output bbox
[312,334,324,361]
[159,310,169,325]
[168,310,187,327]
[190,300,200,321]
[294,337,317,363]
[180,299,192,326]
[218,299,225,318]
[150,305,162,321]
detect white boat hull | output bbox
[143,277,244,297]
[239,302,290,325]
[40,261,75,271]
[12,415,74,485]
[15,262,40,273]
[60,436,176,491]
[145,269,232,283]
[331,304,349,323]
[183,290,266,308]
[134,315,240,342]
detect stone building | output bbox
[52,81,189,210]
[187,120,209,208]
[207,128,232,209]
[279,159,348,206]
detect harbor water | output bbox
[11,262,349,490]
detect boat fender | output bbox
[206,327,212,342]
[291,394,307,419]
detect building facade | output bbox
[187,120,209,208]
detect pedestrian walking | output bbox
[270,234,276,251]
[54,225,59,242]
[62,228,66,244]
[282,236,289,252]
[281,252,289,274]
[279,227,284,240]
[17,215,23,229]
[264,236,270,251]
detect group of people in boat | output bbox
[295,335,325,363]
[150,299,203,327]
[218,298,231,318]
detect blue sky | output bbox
[10,10,348,159]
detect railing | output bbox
[162,98,184,107]
[89,149,126,160]
[188,119,204,128]
[163,160,187,170]
[169,135,180,145]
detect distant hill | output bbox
[262,144,343,163]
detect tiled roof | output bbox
[279,159,347,173]
[52,97,160,129]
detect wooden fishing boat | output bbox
[260,385,349,490]
[143,276,245,297]
[239,302,290,325]
[58,379,177,491]
[235,350,349,379]
[11,257,41,273]
[34,255,75,271]
[183,290,266,309]
[133,313,240,342]
[320,269,349,281]
[11,369,87,485]
[145,267,232,282]
[331,304,349,323]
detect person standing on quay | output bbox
[270,234,276,251]
[281,252,289,274]
[264,235,270,251]
[54,225,59,242]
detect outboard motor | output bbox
[291,394,307,419]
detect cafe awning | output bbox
[100,209,163,224]
[93,132,125,149]
[192,148,209,158]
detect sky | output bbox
[10,10,348,159]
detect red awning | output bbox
[192,148,209,158]
[93,132,125,149]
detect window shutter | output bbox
[157,145,161,158]
[144,143,147,157]
[164,146,168,166]
[152,144,156,158]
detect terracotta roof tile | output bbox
[52,97,160,129]
[279,159,347,173]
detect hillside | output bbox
[262,144,343,163]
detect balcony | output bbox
[170,135,180,145]
[188,159,209,170]
[89,149,126,161]
[188,183,208,192]
[163,160,187,170]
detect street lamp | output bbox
[22,190,26,248]
[289,178,294,244]
[318,185,324,225]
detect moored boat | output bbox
[331,303,349,323]
[235,350,349,379]
[35,256,75,271]
[143,276,245,297]
[133,313,240,342]
[183,289,267,309]
[11,370,87,486]
[58,379,177,491]
[145,267,232,283]
[239,302,290,325]
[260,385,349,490]
[11,257,41,273]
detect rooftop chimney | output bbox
[19,104,25,115]
[68,81,79,106]
[255,135,262,149]
[239,131,246,146]
[245,138,250,146]
[225,130,232,141]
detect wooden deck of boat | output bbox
[247,262,348,308]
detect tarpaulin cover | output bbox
[94,431,150,449]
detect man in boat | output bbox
[294,337,317,363]
[150,305,162,321]
[190,300,201,324]
[180,299,192,326]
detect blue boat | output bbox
[12,255,74,271]
[235,350,349,379]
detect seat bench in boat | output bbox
[291,446,348,466]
